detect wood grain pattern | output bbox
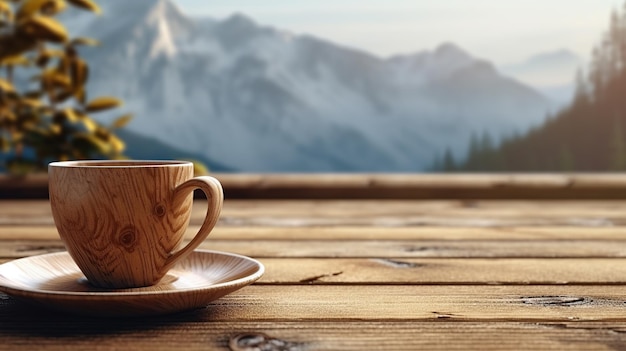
[48,161,223,288]
[149,285,626,321]
[4,254,626,285]
[2,196,626,350]
[0,320,623,351]
[5,239,626,259]
[4,285,626,321]
[4,199,626,227]
[256,258,626,285]
[3,225,626,241]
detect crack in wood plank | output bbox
[521,296,591,306]
[298,271,344,284]
[431,311,459,319]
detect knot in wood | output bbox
[229,333,302,351]
[153,203,167,217]
[116,226,138,252]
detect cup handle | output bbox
[163,176,224,270]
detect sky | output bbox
[174,0,623,65]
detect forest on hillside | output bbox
[449,3,626,172]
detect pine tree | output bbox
[589,7,626,96]
[480,132,494,153]
[610,117,626,170]
[455,1,626,173]
[573,69,590,101]
[467,132,481,170]
[558,145,575,171]
[442,148,456,172]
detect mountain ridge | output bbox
[67,0,553,171]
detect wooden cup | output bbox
[48,160,224,289]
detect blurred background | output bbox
[2,0,626,173]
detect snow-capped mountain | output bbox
[66,0,552,171]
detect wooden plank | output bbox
[2,255,626,284]
[177,199,626,227]
[195,285,626,321]
[2,225,626,241]
[213,200,626,219]
[208,240,626,259]
[218,173,626,199]
[6,173,626,199]
[4,285,626,321]
[256,258,626,285]
[4,239,626,260]
[0,200,54,225]
[3,199,626,227]
[0,321,624,351]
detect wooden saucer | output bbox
[0,250,264,317]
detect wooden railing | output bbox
[3,173,626,199]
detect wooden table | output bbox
[2,175,626,350]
